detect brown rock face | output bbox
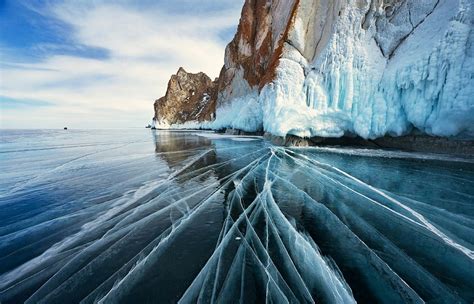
[216,0,299,104]
[153,68,218,126]
[215,0,355,106]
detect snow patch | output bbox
[209,92,263,132]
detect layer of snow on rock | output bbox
[208,92,263,132]
[151,119,203,130]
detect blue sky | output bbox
[0,0,243,128]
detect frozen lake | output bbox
[0,129,473,303]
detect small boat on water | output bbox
[64,127,68,130]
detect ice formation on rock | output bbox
[213,0,474,139]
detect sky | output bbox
[0,0,244,129]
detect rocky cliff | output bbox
[153,0,473,141]
[152,68,218,127]
[212,0,474,139]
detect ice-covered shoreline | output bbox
[149,124,474,157]
[152,0,474,143]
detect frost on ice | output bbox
[212,0,474,139]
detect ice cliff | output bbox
[216,0,474,139]
[154,0,474,140]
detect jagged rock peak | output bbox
[153,68,218,127]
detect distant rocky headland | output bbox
[151,0,474,155]
[152,68,218,127]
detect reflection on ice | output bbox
[0,130,473,303]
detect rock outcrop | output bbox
[213,0,474,139]
[153,68,218,127]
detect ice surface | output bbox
[1,130,473,303]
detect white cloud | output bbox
[0,1,243,128]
